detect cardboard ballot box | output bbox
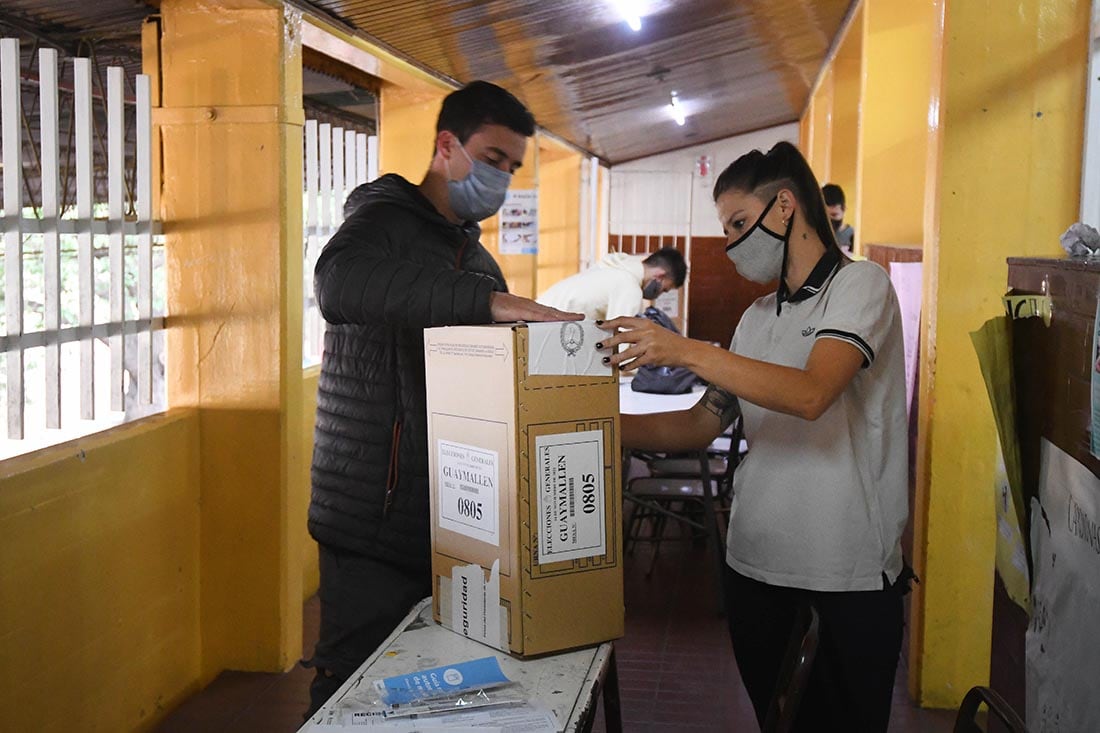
[424,321,624,657]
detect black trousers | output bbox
[724,565,905,733]
[302,544,431,719]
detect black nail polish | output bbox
[595,342,603,349]
[602,357,610,364]
[595,320,604,325]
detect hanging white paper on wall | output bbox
[1026,439,1100,732]
[535,430,606,564]
[499,189,538,255]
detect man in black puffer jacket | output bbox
[303,81,580,716]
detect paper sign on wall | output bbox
[437,440,500,546]
[535,430,606,564]
[500,189,538,255]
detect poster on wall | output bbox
[1025,439,1100,732]
[500,189,538,255]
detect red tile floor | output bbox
[156,542,957,732]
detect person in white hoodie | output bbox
[537,247,687,321]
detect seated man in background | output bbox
[823,183,855,254]
[537,247,687,322]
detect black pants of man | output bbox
[724,564,906,733]
[302,544,431,719]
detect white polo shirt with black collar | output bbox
[725,248,908,592]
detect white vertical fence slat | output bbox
[319,122,332,241]
[344,129,356,203]
[304,119,320,361]
[332,126,345,230]
[74,57,95,420]
[40,48,62,428]
[107,66,125,412]
[355,133,367,186]
[2,38,24,439]
[136,74,153,405]
[367,135,379,182]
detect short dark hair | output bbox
[822,183,846,208]
[712,141,839,253]
[436,80,536,143]
[643,247,688,287]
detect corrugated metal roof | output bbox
[0,0,853,165]
[303,0,852,163]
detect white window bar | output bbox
[40,48,61,429]
[304,119,320,365]
[319,122,332,240]
[355,133,368,187]
[136,74,153,405]
[367,135,379,182]
[2,38,24,440]
[344,129,356,203]
[74,57,95,420]
[107,66,125,412]
[332,126,345,228]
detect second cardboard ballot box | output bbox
[424,322,624,657]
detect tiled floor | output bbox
[156,541,957,732]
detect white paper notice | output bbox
[1025,439,1100,732]
[889,262,922,416]
[526,320,611,377]
[535,430,606,564]
[438,440,499,546]
[450,560,502,650]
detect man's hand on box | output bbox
[490,292,583,323]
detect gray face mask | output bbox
[446,143,512,222]
[641,278,664,300]
[725,196,790,284]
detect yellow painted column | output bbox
[158,0,305,678]
[858,0,938,247]
[914,0,1088,708]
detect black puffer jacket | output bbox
[308,174,507,571]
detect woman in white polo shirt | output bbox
[597,141,911,732]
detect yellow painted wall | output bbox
[482,142,540,298]
[0,413,201,733]
[378,84,446,183]
[913,0,1089,708]
[159,0,305,677]
[858,1,936,247]
[536,137,582,294]
[808,65,834,180]
[830,6,864,246]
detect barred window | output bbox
[0,39,164,459]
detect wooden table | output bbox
[298,599,622,733]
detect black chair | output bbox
[953,686,1028,733]
[623,419,742,577]
[762,603,820,733]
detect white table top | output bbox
[299,599,612,732]
[618,378,706,414]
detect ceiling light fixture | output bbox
[669,91,686,126]
[612,0,642,31]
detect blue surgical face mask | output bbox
[724,195,791,284]
[446,143,512,222]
